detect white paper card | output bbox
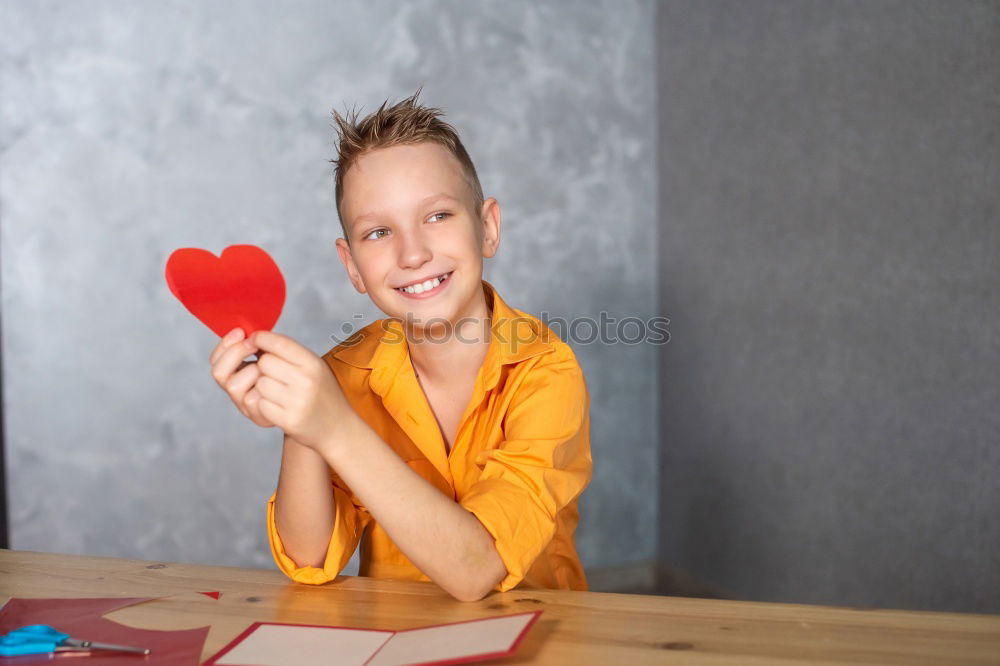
[367,613,537,666]
[214,624,392,666]
[209,612,539,666]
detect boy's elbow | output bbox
[447,585,485,602]
[441,517,508,601]
[443,560,506,602]
[447,574,498,602]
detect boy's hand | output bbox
[210,327,275,428]
[241,330,353,453]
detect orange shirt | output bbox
[266,279,592,592]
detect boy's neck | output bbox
[405,297,493,387]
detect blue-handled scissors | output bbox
[0,624,152,657]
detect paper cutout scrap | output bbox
[0,597,208,665]
[204,611,542,666]
[198,591,221,600]
[165,244,286,338]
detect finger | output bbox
[255,396,283,426]
[225,362,261,397]
[212,334,251,376]
[209,328,245,365]
[247,330,311,368]
[243,389,273,425]
[250,413,275,428]
[243,386,262,410]
[212,336,258,386]
[256,352,300,386]
[253,375,288,408]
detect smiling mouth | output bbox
[394,271,452,295]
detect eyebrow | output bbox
[351,193,461,229]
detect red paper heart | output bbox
[165,245,285,338]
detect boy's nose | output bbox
[396,230,433,268]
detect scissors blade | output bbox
[62,638,152,655]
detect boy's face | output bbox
[335,142,500,330]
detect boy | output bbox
[209,92,592,601]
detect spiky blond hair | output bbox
[331,90,484,240]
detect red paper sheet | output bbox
[0,597,208,665]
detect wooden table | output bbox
[2,549,998,664]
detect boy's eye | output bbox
[362,213,447,240]
[364,228,389,241]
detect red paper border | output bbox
[202,611,542,666]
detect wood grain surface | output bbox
[2,550,998,664]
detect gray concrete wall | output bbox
[657,0,999,613]
[1,1,656,576]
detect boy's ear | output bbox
[480,197,501,259]
[335,237,368,294]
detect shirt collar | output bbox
[329,279,556,381]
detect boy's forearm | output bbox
[273,434,336,568]
[320,417,506,601]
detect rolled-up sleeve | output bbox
[459,353,592,592]
[266,471,371,585]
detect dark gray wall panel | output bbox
[657,0,999,613]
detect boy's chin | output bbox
[409,317,454,337]
[390,298,470,335]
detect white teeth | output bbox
[397,272,450,294]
